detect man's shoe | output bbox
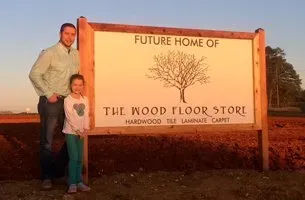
[77,182,91,192]
[41,179,52,190]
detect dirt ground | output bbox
[2,170,305,200]
[1,116,305,199]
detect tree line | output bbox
[266,46,304,108]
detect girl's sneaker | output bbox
[77,182,91,192]
[67,184,77,193]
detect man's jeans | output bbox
[38,96,69,180]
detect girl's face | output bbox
[71,79,84,94]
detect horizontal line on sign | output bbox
[87,123,261,135]
[88,22,256,39]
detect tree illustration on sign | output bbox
[147,50,209,103]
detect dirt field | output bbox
[1,116,305,199]
[2,170,305,200]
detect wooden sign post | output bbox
[77,17,268,183]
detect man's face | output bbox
[60,27,76,48]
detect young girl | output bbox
[62,74,91,193]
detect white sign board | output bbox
[94,31,254,127]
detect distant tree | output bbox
[266,46,302,107]
[0,110,13,114]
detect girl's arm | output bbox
[64,98,80,133]
[84,96,90,130]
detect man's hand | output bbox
[48,93,59,103]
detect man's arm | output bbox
[29,50,54,99]
[75,50,80,74]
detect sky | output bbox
[0,0,304,113]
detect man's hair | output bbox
[60,23,76,33]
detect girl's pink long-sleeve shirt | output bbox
[62,94,90,135]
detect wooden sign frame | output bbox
[77,17,268,183]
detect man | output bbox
[29,23,80,189]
